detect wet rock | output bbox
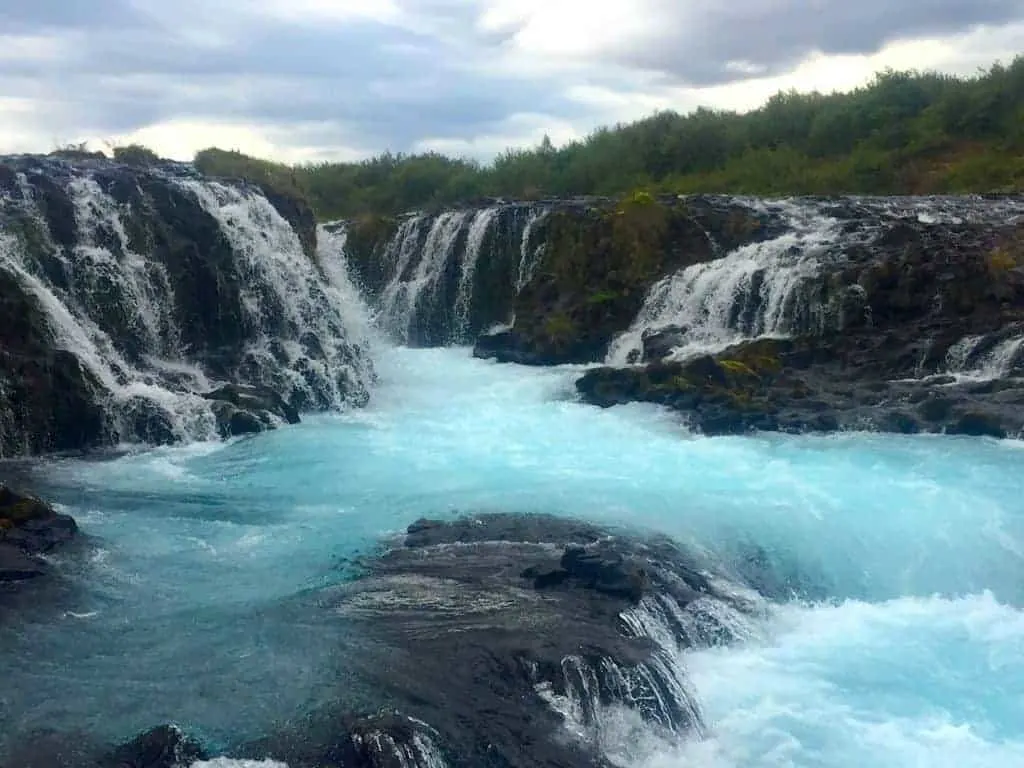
[472,329,548,365]
[204,382,302,437]
[576,334,1024,439]
[104,725,206,768]
[0,543,47,582]
[948,410,1007,438]
[277,513,759,768]
[203,383,301,425]
[640,324,689,363]
[122,397,178,445]
[0,486,77,555]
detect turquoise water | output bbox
[3,346,1023,766]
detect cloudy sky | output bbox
[2,0,1023,164]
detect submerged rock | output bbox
[0,485,77,582]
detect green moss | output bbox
[586,289,620,305]
[542,313,575,341]
[989,246,1020,271]
[719,359,758,378]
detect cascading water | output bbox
[515,207,548,291]
[0,158,373,454]
[380,211,468,340]
[452,206,500,340]
[180,179,374,409]
[606,200,845,365]
[944,333,1024,381]
[355,202,551,345]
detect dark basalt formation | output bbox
[226,513,757,768]
[0,485,77,583]
[2,724,206,768]
[473,195,778,365]
[575,199,1024,438]
[203,382,302,437]
[0,154,373,457]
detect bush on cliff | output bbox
[194,57,1024,220]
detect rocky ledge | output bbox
[13,513,761,768]
[473,195,781,365]
[577,332,1024,438]
[228,513,759,768]
[0,485,77,582]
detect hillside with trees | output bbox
[191,58,1024,220]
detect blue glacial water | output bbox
[2,345,1023,767]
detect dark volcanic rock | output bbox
[203,382,301,437]
[240,513,758,768]
[104,725,206,768]
[0,154,371,458]
[640,324,689,363]
[0,486,78,582]
[474,196,778,365]
[576,334,1024,439]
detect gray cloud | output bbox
[622,0,1024,85]
[0,0,1021,159]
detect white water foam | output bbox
[636,592,1024,768]
[606,201,843,365]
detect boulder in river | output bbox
[0,485,77,582]
[233,512,760,768]
[202,382,301,438]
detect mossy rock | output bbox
[0,488,53,526]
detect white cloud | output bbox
[0,0,1021,164]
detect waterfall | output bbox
[0,157,375,455]
[379,211,468,340]
[180,179,374,408]
[944,333,1024,381]
[606,201,844,365]
[453,206,500,340]
[515,207,548,291]
[362,204,546,346]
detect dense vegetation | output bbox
[157,59,1024,218]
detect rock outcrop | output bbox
[203,383,301,437]
[0,154,374,457]
[474,195,778,365]
[0,485,77,582]
[569,197,1024,437]
[234,512,756,768]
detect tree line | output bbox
[109,58,1024,219]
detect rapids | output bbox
[2,346,1022,767]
